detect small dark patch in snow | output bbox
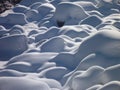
[57,20,65,27]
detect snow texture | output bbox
[0,0,120,90]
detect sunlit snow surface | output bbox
[0,0,120,90]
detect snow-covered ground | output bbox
[0,0,120,90]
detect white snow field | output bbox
[0,0,120,90]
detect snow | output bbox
[0,0,120,90]
[75,30,120,64]
[40,36,66,52]
[80,15,102,27]
[13,5,30,13]
[98,81,120,90]
[74,1,97,11]
[68,66,104,90]
[53,2,89,27]
[0,35,28,60]
[0,13,28,28]
[0,77,51,90]
[0,69,25,77]
[19,0,49,6]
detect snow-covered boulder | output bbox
[0,35,28,60]
[7,52,58,65]
[0,13,28,28]
[38,66,69,81]
[98,81,120,90]
[40,36,65,52]
[35,26,59,42]
[0,69,25,77]
[77,53,120,70]
[101,64,120,84]
[19,0,49,6]
[53,2,89,27]
[9,25,25,35]
[0,77,51,90]
[30,2,42,9]
[59,25,97,38]
[75,30,120,63]
[37,3,55,16]
[64,66,104,90]
[80,15,102,27]
[25,9,40,22]
[74,1,97,11]
[13,5,30,13]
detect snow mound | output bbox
[13,5,30,13]
[98,81,120,90]
[40,36,65,52]
[0,35,28,60]
[53,2,89,27]
[0,77,51,90]
[0,69,25,77]
[35,26,59,42]
[77,53,120,70]
[80,15,102,27]
[64,64,120,90]
[74,1,97,11]
[7,52,58,65]
[19,0,49,6]
[75,30,120,63]
[37,3,55,16]
[60,25,97,38]
[0,13,28,28]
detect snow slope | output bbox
[0,0,120,90]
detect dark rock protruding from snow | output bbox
[57,21,65,27]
